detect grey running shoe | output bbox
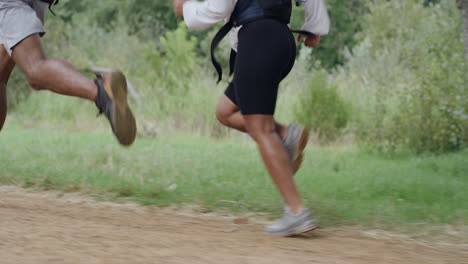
[265,209,318,236]
[282,124,309,173]
[95,71,137,146]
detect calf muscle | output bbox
[11,34,97,101]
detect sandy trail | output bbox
[0,186,466,264]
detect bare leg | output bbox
[216,94,288,139]
[244,114,304,214]
[0,46,16,131]
[11,34,97,101]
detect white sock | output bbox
[285,206,305,216]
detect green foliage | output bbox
[159,23,198,89]
[308,0,368,69]
[136,22,213,123]
[5,0,466,151]
[53,0,176,40]
[53,0,362,70]
[6,5,222,135]
[139,22,197,93]
[6,69,31,111]
[424,0,441,6]
[295,71,350,141]
[335,0,467,153]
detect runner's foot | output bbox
[265,208,318,236]
[95,71,137,146]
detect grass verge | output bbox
[0,126,467,235]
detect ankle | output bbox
[285,205,305,216]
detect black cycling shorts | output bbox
[225,18,296,115]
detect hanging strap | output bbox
[210,21,234,84]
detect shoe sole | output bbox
[287,225,319,237]
[292,127,309,174]
[104,71,137,146]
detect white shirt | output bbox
[183,0,330,50]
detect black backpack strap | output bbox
[39,0,59,15]
[210,21,234,84]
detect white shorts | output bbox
[0,0,48,56]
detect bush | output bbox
[6,69,31,111]
[334,0,466,153]
[294,71,350,142]
[5,8,225,136]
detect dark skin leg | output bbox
[216,96,304,212]
[11,34,97,101]
[243,114,304,214]
[215,94,288,139]
[0,46,16,131]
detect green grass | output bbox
[0,126,467,233]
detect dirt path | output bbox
[0,186,466,264]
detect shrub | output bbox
[295,71,350,142]
[334,0,466,153]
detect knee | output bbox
[246,123,276,143]
[215,109,228,126]
[215,103,232,127]
[25,67,43,91]
[23,60,48,91]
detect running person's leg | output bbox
[0,45,15,131]
[12,34,97,101]
[216,48,309,173]
[230,19,317,236]
[216,93,287,138]
[217,92,308,218]
[243,114,303,211]
[0,0,136,145]
[11,35,136,145]
[216,94,308,174]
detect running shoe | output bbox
[95,71,137,146]
[265,208,318,236]
[282,124,309,173]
